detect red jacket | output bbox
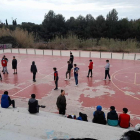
[1,59,7,67]
[119,113,130,128]
[88,62,93,69]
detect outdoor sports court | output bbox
[0,52,140,126]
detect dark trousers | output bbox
[70,60,73,68]
[59,108,66,115]
[55,79,58,89]
[0,73,2,79]
[105,70,110,79]
[9,100,15,108]
[88,69,92,76]
[33,72,36,81]
[66,70,71,79]
[74,75,78,85]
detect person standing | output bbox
[87,59,93,77]
[1,55,8,73]
[104,60,111,80]
[0,65,2,80]
[56,90,66,115]
[30,61,37,82]
[1,91,15,108]
[69,52,74,69]
[65,61,72,80]
[1,55,5,72]
[74,64,79,86]
[53,67,59,90]
[12,56,17,74]
[1,56,8,74]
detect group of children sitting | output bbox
[67,105,131,129]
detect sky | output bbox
[0,0,140,24]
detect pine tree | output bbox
[6,19,8,26]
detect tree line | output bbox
[0,9,140,43]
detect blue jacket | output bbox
[93,105,106,119]
[1,94,9,108]
[74,67,79,76]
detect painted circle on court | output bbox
[114,72,135,84]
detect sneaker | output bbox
[75,85,78,87]
[0,78,2,81]
[54,88,58,90]
[103,79,106,80]
[13,73,15,74]
[7,72,9,74]
[87,76,89,77]
[90,76,92,77]
[15,72,17,74]
[65,79,68,81]
[3,73,5,74]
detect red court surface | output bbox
[0,53,140,126]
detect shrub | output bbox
[0,36,17,47]
[0,27,34,48]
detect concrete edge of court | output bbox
[0,107,132,140]
[0,48,140,60]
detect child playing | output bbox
[74,64,79,86]
[69,52,74,69]
[1,56,8,74]
[30,61,37,82]
[65,61,72,80]
[0,65,2,80]
[53,67,59,90]
[87,59,93,77]
[104,60,111,80]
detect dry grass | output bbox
[0,27,34,48]
[0,28,139,52]
[39,35,139,52]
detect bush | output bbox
[0,36,17,47]
[45,35,139,52]
[0,28,139,52]
[0,27,34,48]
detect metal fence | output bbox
[0,48,140,60]
[0,44,12,50]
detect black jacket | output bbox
[12,59,17,67]
[67,63,72,70]
[30,62,37,73]
[93,111,106,125]
[28,98,39,113]
[56,95,66,109]
[107,110,118,120]
[70,55,74,61]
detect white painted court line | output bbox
[11,64,67,96]
[111,66,140,101]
